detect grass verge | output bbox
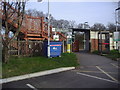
[92,50,120,61]
[104,50,120,61]
[2,53,79,78]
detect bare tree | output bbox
[50,19,70,29]
[78,23,90,29]
[1,1,26,63]
[78,23,84,29]
[26,9,45,17]
[26,9,77,30]
[69,20,76,28]
[56,19,70,29]
[107,23,116,32]
[90,23,106,31]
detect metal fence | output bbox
[9,40,67,57]
[9,41,43,56]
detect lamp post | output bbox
[47,0,50,58]
[38,0,50,57]
[115,9,118,32]
[115,7,120,52]
[115,8,120,50]
[115,7,120,32]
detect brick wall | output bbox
[91,39,98,52]
[91,39,107,52]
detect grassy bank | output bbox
[2,53,79,78]
[104,50,120,61]
[92,50,120,61]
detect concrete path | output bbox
[2,52,120,89]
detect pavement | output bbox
[1,52,120,89]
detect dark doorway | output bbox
[71,28,90,52]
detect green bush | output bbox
[109,50,119,54]
[92,50,99,55]
[92,49,120,61]
[106,50,120,60]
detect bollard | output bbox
[67,44,71,53]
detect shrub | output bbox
[106,50,120,60]
[92,50,99,55]
[109,50,119,54]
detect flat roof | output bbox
[70,28,90,32]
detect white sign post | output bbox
[113,32,120,50]
[118,41,120,53]
[113,32,120,41]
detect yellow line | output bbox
[96,66,118,82]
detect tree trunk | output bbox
[2,45,9,63]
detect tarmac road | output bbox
[2,52,120,89]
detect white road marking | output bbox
[80,65,117,69]
[26,84,38,90]
[77,72,119,84]
[111,63,120,68]
[77,70,117,74]
[96,66,118,82]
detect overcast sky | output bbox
[25,1,118,26]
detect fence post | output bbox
[18,40,20,56]
[62,40,65,53]
[25,39,28,56]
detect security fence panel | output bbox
[9,41,43,56]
